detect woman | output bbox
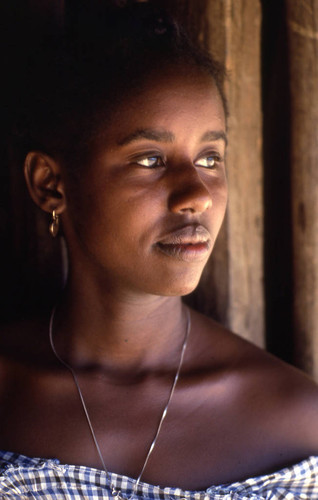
[1,2,318,498]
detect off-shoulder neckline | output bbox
[0,449,317,496]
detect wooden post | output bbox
[182,0,264,346]
[286,0,318,379]
[222,0,264,346]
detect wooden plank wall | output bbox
[286,0,318,379]
[1,0,318,380]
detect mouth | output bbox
[156,224,212,262]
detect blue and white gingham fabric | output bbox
[0,451,317,499]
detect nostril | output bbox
[180,207,196,213]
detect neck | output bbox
[52,281,187,373]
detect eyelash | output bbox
[134,152,223,169]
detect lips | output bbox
[156,224,211,262]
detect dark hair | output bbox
[12,1,227,174]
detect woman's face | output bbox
[63,68,228,298]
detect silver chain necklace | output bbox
[49,306,191,499]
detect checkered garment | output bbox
[0,452,317,500]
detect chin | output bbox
[152,273,202,298]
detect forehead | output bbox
[102,69,226,146]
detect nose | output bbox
[167,164,213,214]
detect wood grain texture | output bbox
[286,0,318,377]
[183,0,264,346]
[222,0,264,346]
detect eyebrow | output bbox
[200,130,228,146]
[117,128,228,146]
[117,128,174,146]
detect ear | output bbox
[24,151,67,214]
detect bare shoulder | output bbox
[188,308,318,459]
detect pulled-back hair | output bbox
[12,1,227,174]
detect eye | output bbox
[135,155,165,168]
[195,153,222,169]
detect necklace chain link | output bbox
[49,307,191,499]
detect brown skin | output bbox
[0,68,318,490]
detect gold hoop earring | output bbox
[49,210,59,237]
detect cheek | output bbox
[217,178,228,212]
[210,178,228,233]
[88,187,161,249]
